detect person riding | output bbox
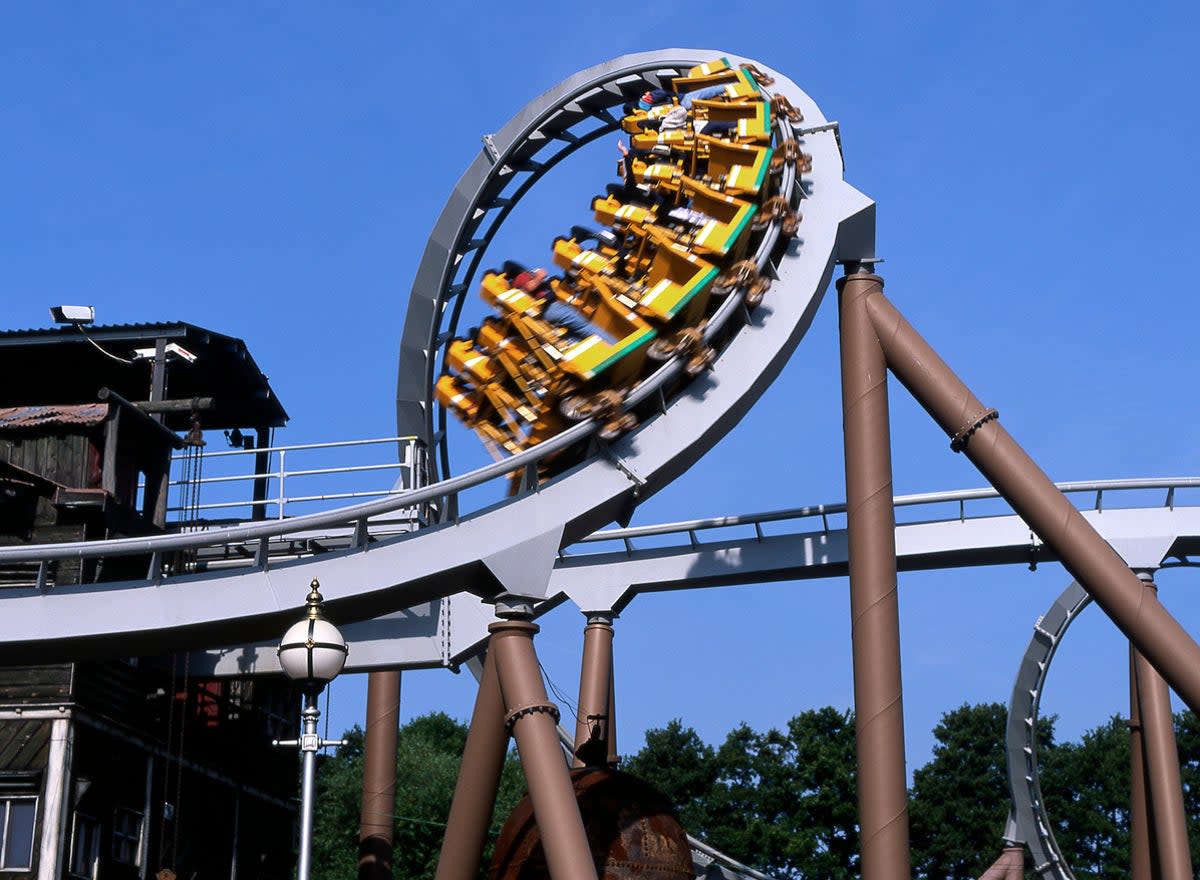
[507,264,594,345]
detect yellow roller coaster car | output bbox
[437,58,804,480]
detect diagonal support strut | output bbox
[862,282,1200,716]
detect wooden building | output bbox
[0,322,300,880]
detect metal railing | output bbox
[164,436,429,523]
[568,477,1200,557]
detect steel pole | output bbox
[862,289,1200,714]
[296,694,320,880]
[490,608,598,880]
[606,663,618,767]
[1128,645,1153,880]
[435,650,509,880]
[976,847,1024,880]
[1132,575,1193,880]
[358,670,401,880]
[574,613,615,768]
[838,269,911,880]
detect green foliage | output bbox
[908,702,1014,880]
[1174,710,1200,866]
[628,709,858,880]
[312,712,525,880]
[310,704,1200,880]
[622,719,718,831]
[1039,715,1130,880]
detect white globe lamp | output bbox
[275,578,348,880]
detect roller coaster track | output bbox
[189,475,1198,880]
[1006,549,1200,880]
[175,476,1199,674]
[1,52,1183,880]
[183,475,1199,880]
[0,50,872,661]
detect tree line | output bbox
[312,704,1200,880]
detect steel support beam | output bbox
[838,269,911,880]
[1128,645,1153,880]
[1131,574,1192,880]
[573,612,615,768]
[606,663,618,767]
[358,670,401,880]
[863,288,1200,716]
[435,651,508,880]
[976,847,1024,880]
[490,606,598,880]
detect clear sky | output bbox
[4,2,1200,799]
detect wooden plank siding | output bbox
[0,664,72,705]
[0,430,102,492]
[0,718,51,772]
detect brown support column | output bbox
[975,847,1024,880]
[435,650,509,880]
[358,670,400,880]
[573,613,615,768]
[1129,646,1154,880]
[606,663,618,767]
[1001,846,1024,880]
[838,268,911,880]
[490,601,598,880]
[862,289,1200,714]
[1132,574,1193,880]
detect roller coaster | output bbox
[435,58,805,476]
[2,48,1198,880]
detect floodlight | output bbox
[50,305,95,325]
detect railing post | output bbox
[277,449,287,520]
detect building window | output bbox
[0,796,37,871]
[111,808,143,866]
[69,813,99,878]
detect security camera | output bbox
[50,305,95,324]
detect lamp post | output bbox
[276,578,349,880]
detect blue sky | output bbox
[4,3,1200,787]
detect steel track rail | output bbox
[189,481,1200,675]
[0,51,873,661]
[572,477,1200,551]
[395,49,808,483]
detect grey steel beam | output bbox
[1005,581,1087,880]
[183,501,1200,677]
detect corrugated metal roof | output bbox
[0,403,109,431]
[0,321,192,341]
[0,322,288,429]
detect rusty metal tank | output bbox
[489,767,694,880]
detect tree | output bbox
[1174,710,1200,866]
[622,719,718,831]
[312,713,526,880]
[627,709,859,880]
[908,702,1015,880]
[1039,715,1130,880]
